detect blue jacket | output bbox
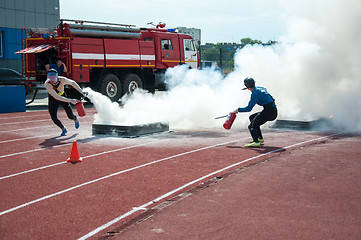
[49,64,65,76]
[238,86,275,112]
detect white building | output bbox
[0,0,59,71]
[176,27,201,49]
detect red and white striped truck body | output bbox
[19,20,199,101]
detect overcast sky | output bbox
[59,0,287,44]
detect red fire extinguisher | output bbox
[223,112,237,130]
[75,100,86,117]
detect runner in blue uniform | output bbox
[234,78,278,147]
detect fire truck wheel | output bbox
[98,73,122,101]
[123,74,143,94]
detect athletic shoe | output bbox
[74,117,80,129]
[249,138,264,143]
[61,128,68,136]
[245,142,261,147]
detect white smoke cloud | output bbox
[86,0,361,131]
[239,0,361,130]
[85,65,251,129]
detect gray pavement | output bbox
[25,89,49,111]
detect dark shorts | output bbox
[48,93,76,129]
[248,102,278,141]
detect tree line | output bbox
[200,38,277,73]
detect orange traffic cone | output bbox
[67,140,83,163]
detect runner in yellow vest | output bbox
[44,69,87,136]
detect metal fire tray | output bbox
[271,118,332,130]
[92,122,169,137]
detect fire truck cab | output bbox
[17,20,199,101]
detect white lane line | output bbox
[78,132,342,240]
[0,110,97,121]
[0,138,240,216]
[0,115,94,127]
[0,139,170,180]
[0,125,54,133]
[0,113,47,120]
[0,130,224,179]
[0,142,73,160]
[0,129,93,159]
[0,120,94,133]
[0,134,54,144]
[0,129,218,179]
[0,120,93,132]
[1,119,50,125]
[0,162,66,181]
[0,114,95,126]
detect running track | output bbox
[0,108,351,239]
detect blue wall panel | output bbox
[0,85,26,113]
[0,27,26,60]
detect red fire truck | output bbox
[17,19,199,101]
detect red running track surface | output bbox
[1,108,360,239]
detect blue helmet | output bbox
[47,69,58,83]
